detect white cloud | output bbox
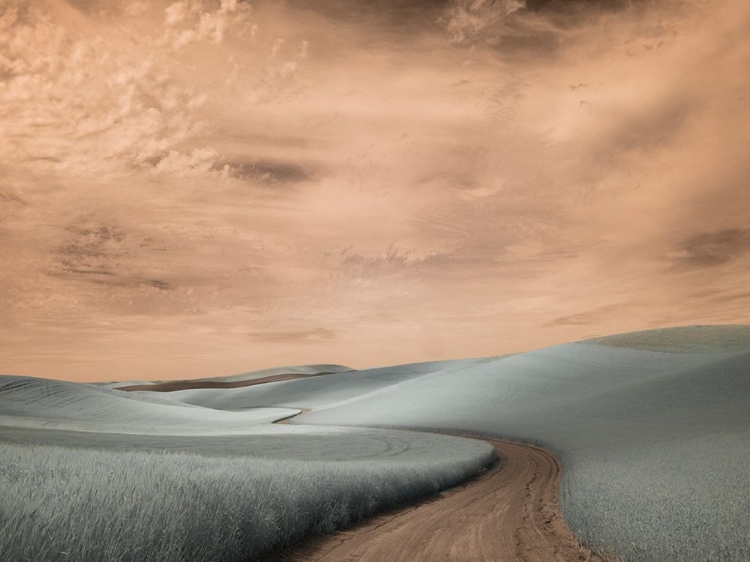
[0,5,215,179]
[152,148,225,176]
[3,0,750,379]
[441,0,526,45]
[162,0,250,49]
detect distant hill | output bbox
[579,324,750,353]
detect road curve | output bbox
[274,438,604,562]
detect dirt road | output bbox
[275,438,602,562]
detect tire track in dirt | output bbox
[274,438,604,562]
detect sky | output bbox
[1,0,749,381]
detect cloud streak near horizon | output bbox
[2,0,750,380]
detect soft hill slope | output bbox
[0,372,495,562]
[207,325,747,562]
[200,364,353,382]
[109,363,353,391]
[3,325,748,561]
[581,324,750,353]
[0,375,299,434]
[153,357,494,410]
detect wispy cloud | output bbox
[670,229,750,268]
[250,327,337,344]
[2,0,750,380]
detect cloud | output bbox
[544,304,629,327]
[440,0,526,45]
[339,245,452,276]
[670,229,750,268]
[3,0,750,379]
[224,158,315,184]
[55,223,126,276]
[45,220,177,294]
[161,0,251,50]
[250,327,337,343]
[0,0,264,183]
[0,190,27,205]
[152,148,225,177]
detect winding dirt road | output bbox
[275,438,603,562]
